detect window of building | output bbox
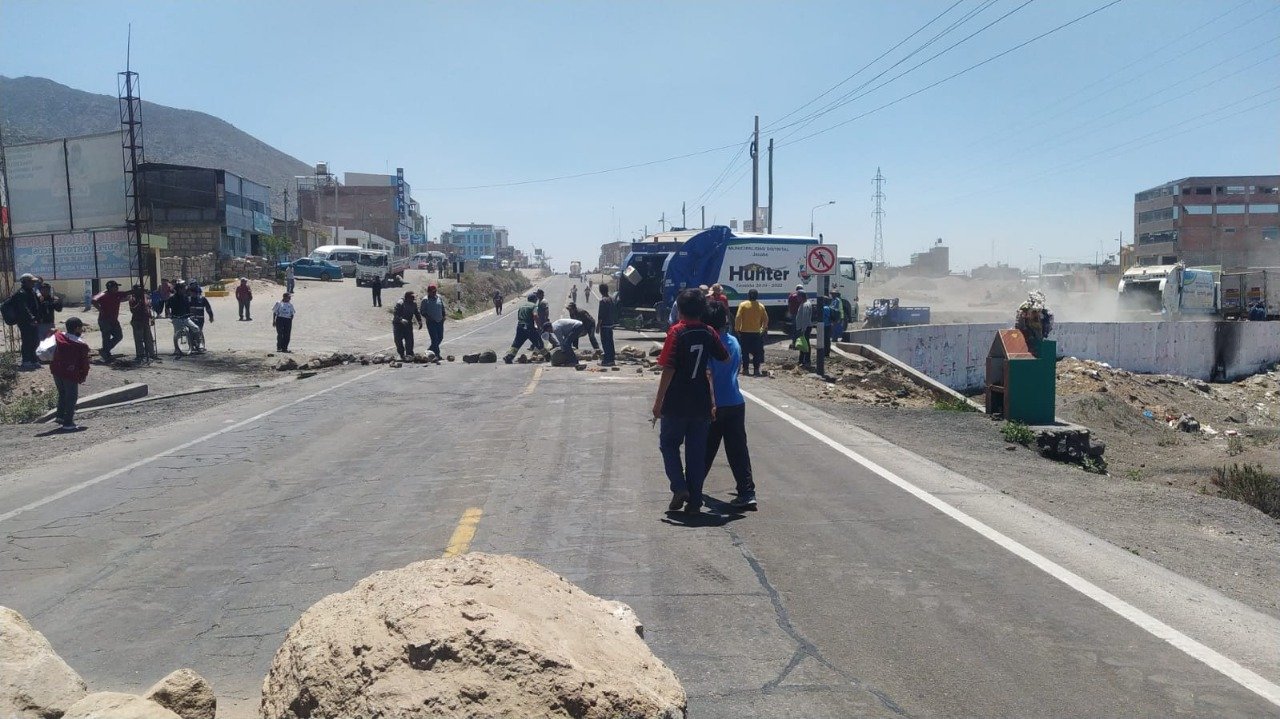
[1183,205,1213,215]
[1218,186,1248,195]
[1255,185,1279,195]
[1217,205,1245,214]
[1249,204,1279,214]
[1263,227,1279,242]
[1223,227,1236,234]
[1161,255,1178,264]
[1136,185,1175,202]
[1137,207,1176,224]
[1193,186,1212,195]
[1138,230,1176,245]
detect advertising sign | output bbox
[409,232,426,245]
[93,229,134,278]
[13,234,55,278]
[65,133,127,230]
[2,132,126,235]
[10,229,135,280]
[395,167,407,221]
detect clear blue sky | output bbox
[3,0,1278,271]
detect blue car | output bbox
[278,258,343,281]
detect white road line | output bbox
[0,369,384,526]
[741,388,1280,708]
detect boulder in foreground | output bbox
[260,553,685,718]
[0,605,88,719]
[62,692,180,719]
[143,669,216,719]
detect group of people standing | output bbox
[785,284,852,369]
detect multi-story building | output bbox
[598,240,630,271]
[905,240,949,277]
[1132,175,1280,269]
[439,223,509,260]
[140,162,273,258]
[296,169,422,254]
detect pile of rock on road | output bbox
[2,553,687,719]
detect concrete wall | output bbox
[845,321,1280,391]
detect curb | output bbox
[36,382,149,423]
[832,343,985,412]
[42,383,260,421]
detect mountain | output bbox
[0,75,312,214]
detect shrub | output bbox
[0,389,57,424]
[1000,421,1035,445]
[1227,435,1244,456]
[933,396,976,412]
[1211,464,1280,518]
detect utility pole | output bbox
[659,213,667,232]
[751,115,759,231]
[767,138,774,233]
[872,167,886,266]
[682,202,686,230]
[701,205,705,229]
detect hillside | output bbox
[0,75,311,213]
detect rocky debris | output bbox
[259,553,685,719]
[477,350,498,364]
[446,355,456,362]
[143,670,215,719]
[462,353,479,364]
[63,692,180,719]
[549,348,579,367]
[647,347,662,357]
[1,606,88,719]
[388,361,403,368]
[274,357,298,371]
[516,354,529,364]
[299,352,356,371]
[1033,426,1107,471]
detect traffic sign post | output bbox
[806,244,838,276]
[807,244,837,376]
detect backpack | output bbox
[1,294,21,326]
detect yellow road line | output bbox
[442,507,483,557]
[520,366,544,397]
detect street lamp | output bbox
[810,200,836,237]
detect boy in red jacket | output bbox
[50,317,92,430]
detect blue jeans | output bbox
[660,416,711,509]
[600,325,615,364]
[426,320,444,356]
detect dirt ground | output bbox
[858,273,1126,324]
[758,334,1280,619]
[1054,357,1280,496]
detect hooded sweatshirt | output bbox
[51,331,91,383]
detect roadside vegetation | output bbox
[1000,421,1036,445]
[1212,464,1280,518]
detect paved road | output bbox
[3,274,1279,717]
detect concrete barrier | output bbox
[37,383,148,423]
[845,322,1280,392]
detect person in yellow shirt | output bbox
[734,289,768,376]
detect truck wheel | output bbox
[322,273,333,282]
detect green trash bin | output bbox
[985,330,1055,425]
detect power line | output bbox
[771,0,1037,139]
[764,0,969,131]
[775,0,1126,149]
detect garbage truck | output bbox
[1116,263,1218,317]
[616,226,859,327]
[569,260,582,279]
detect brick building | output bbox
[141,163,273,258]
[598,240,629,271]
[296,171,422,254]
[1132,175,1280,269]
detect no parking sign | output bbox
[806,245,837,275]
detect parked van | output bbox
[309,245,362,277]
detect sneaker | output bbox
[503,354,514,364]
[731,494,758,511]
[683,503,702,516]
[58,423,82,432]
[668,491,689,511]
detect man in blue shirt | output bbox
[703,303,757,510]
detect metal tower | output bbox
[118,62,148,286]
[872,167,886,266]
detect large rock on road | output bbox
[1,605,88,719]
[62,692,181,719]
[260,553,686,718]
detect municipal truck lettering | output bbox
[728,264,790,282]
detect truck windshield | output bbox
[358,254,387,267]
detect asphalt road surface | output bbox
[3,274,1279,717]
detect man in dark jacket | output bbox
[50,316,92,430]
[392,290,423,359]
[370,275,383,307]
[597,283,617,366]
[566,303,599,350]
[503,293,541,363]
[6,274,41,369]
[35,282,63,340]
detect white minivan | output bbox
[309,245,362,277]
